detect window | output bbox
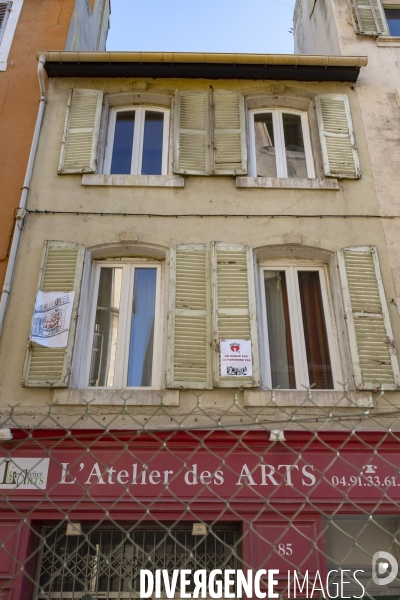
[104,107,169,175]
[249,109,315,178]
[0,2,11,46]
[259,263,338,390]
[37,525,238,598]
[86,261,161,389]
[384,7,400,34]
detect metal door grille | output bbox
[36,526,238,600]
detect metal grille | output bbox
[36,526,237,599]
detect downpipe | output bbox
[0,54,47,337]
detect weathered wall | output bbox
[65,0,110,51]
[0,76,398,429]
[293,0,341,54]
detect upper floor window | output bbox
[104,107,169,175]
[249,109,315,179]
[85,261,161,389]
[0,2,11,46]
[259,263,337,390]
[383,7,400,34]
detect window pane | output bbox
[141,111,164,175]
[297,271,334,389]
[127,268,157,386]
[264,271,296,389]
[282,113,308,178]
[254,113,277,177]
[110,111,135,174]
[89,267,123,387]
[384,9,400,35]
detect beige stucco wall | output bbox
[294,0,400,322]
[1,75,399,430]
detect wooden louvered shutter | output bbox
[338,246,400,390]
[212,91,247,175]
[0,2,11,44]
[58,89,103,174]
[212,243,260,388]
[167,245,213,389]
[23,241,85,387]
[173,91,211,175]
[315,95,361,179]
[349,0,389,34]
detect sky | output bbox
[106,0,295,55]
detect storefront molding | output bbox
[53,389,179,406]
[243,389,373,407]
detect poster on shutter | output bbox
[220,339,252,376]
[30,291,75,348]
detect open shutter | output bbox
[315,94,361,179]
[212,91,247,175]
[338,246,400,390]
[173,91,211,175]
[349,0,389,34]
[212,243,260,388]
[58,89,103,174]
[22,241,85,387]
[0,2,11,44]
[167,245,213,389]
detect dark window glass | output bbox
[298,271,333,389]
[141,111,164,175]
[110,111,135,174]
[282,113,308,178]
[384,8,400,35]
[254,113,277,177]
[127,268,157,386]
[264,271,296,389]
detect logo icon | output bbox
[364,465,377,474]
[372,551,398,585]
[230,343,240,353]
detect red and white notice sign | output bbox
[220,339,252,377]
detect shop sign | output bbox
[0,457,50,489]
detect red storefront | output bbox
[1,430,400,600]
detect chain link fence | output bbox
[1,389,400,600]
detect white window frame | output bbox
[0,0,23,71]
[84,260,162,390]
[103,106,170,175]
[249,108,315,179]
[259,260,341,390]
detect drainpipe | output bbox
[0,54,47,337]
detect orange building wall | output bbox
[0,0,76,287]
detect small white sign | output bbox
[220,339,252,377]
[30,290,75,348]
[0,458,50,489]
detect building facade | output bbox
[1,51,400,599]
[0,0,110,311]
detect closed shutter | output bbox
[213,91,247,175]
[315,94,361,179]
[0,2,11,44]
[212,243,260,388]
[338,246,400,390]
[58,89,103,174]
[167,245,213,389]
[349,0,389,34]
[23,241,85,387]
[173,91,211,175]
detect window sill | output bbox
[236,177,339,190]
[244,390,373,408]
[81,174,185,188]
[377,36,400,46]
[53,389,179,406]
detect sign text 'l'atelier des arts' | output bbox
[2,450,400,501]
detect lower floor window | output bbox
[260,264,337,390]
[36,525,238,599]
[87,262,161,389]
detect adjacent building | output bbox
[0,0,110,313]
[1,50,400,599]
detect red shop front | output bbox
[1,430,400,600]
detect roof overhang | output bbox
[37,51,368,82]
